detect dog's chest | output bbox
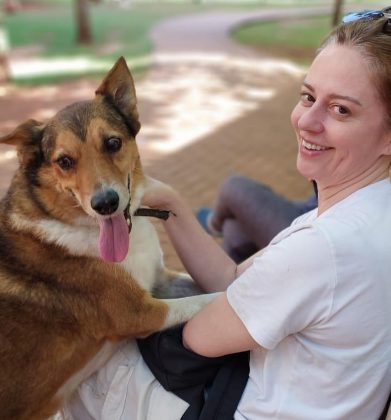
[121,217,164,291]
[38,216,163,292]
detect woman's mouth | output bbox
[301,139,331,151]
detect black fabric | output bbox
[137,325,249,420]
[379,390,391,420]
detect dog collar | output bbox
[123,175,174,231]
[124,175,132,233]
[134,208,174,220]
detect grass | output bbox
[4,3,209,84]
[232,16,332,64]
[231,0,390,63]
[6,4,209,57]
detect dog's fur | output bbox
[0,57,215,419]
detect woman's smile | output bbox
[300,138,332,152]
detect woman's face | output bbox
[291,44,391,189]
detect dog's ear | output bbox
[0,119,43,146]
[95,57,140,135]
[0,119,44,166]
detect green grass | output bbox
[232,16,332,64]
[233,16,331,49]
[4,3,209,84]
[5,4,192,57]
[231,0,390,63]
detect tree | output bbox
[0,10,10,83]
[332,0,344,27]
[74,0,101,45]
[74,0,93,44]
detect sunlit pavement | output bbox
[0,6,336,269]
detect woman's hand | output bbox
[141,176,180,210]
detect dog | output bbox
[0,57,216,419]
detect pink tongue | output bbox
[98,214,129,263]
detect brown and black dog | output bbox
[0,57,215,419]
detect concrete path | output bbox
[150,6,333,55]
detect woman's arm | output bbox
[142,178,238,292]
[183,293,259,357]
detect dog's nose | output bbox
[91,189,119,215]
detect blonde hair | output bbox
[319,14,391,126]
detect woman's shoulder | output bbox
[292,179,391,234]
[265,220,333,275]
[256,179,391,276]
[319,179,391,237]
[273,179,391,269]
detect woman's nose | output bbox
[297,105,324,134]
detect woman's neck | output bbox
[316,163,390,215]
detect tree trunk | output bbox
[4,0,20,14]
[0,12,10,83]
[332,0,344,27]
[74,0,93,45]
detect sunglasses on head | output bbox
[342,7,391,32]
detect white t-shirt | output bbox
[227,179,391,419]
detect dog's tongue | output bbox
[98,214,129,263]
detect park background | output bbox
[0,0,387,269]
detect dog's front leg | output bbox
[100,286,220,338]
[160,293,220,330]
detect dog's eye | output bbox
[56,155,75,171]
[104,137,122,154]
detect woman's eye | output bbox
[333,105,349,115]
[300,92,315,104]
[56,155,75,171]
[104,137,122,153]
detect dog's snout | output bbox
[91,189,119,215]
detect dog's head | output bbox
[0,57,144,263]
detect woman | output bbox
[67,9,391,419]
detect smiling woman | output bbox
[291,46,391,212]
[291,14,391,214]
